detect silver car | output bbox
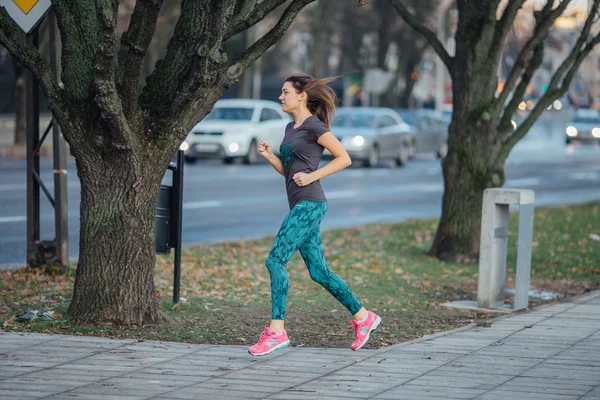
[395,109,449,159]
[565,108,600,144]
[328,107,414,167]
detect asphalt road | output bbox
[0,117,599,268]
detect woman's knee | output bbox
[266,254,283,273]
[309,268,331,285]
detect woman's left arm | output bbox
[293,132,351,187]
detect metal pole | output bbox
[26,29,40,267]
[172,150,184,304]
[49,9,69,268]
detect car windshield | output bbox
[331,113,376,128]
[204,107,254,121]
[574,116,600,124]
[573,110,600,124]
[395,111,415,126]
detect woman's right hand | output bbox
[258,140,273,159]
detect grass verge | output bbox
[1,202,598,350]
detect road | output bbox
[0,116,599,267]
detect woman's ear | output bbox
[299,91,307,104]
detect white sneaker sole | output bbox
[353,316,381,351]
[248,340,290,356]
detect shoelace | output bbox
[257,328,275,344]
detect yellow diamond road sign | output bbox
[1,0,52,34]
[14,0,36,14]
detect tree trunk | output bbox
[427,4,505,262]
[67,147,165,325]
[13,61,26,145]
[429,112,506,261]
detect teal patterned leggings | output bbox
[266,201,363,320]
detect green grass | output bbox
[1,202,598,350]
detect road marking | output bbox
[568,172,600,180]
[0,216,26,223]
[183,201,223,209]
[326,190,358,199]
[505,177,542,187]
[0,184,27,191]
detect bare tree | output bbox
[388,0,600,261]
[0,0,342,325]
[379,0,437,108]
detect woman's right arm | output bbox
[266,154,285,176]
[259,140,285,176]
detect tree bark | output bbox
[67,141,167,325]
[427,2,504,261]
[430,121,505,262]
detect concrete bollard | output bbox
[477,188,535,311]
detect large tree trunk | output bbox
[429,121,506,262]
[428,6,505,261]
[67,146,166,325]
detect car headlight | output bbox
[593,128,600,138]
[566,126,578,137]
[229,143,239,152]
[351,135,365,147]
[553,100,563,110]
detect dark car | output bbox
[395,109,448,158]
[565,108,600,144]
[326,107,415,167]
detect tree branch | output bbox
[116,0,164,120]
[494,0,571,112]
[493,0,526,43]
[92,0,133,150]
[497,41,544,137]
[220,0,316,89]
[387,0,453,73]
[0,8,68,119]
[140,0,237,120]
[171,0,316,142]
[499,0,600,160]
[224,0,287,42]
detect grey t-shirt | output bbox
[279,116,330,209]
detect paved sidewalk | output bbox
[1,291,599,400]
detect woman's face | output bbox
[279,81,305,113]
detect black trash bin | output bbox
[154,150,184,303]
[155,185,172,254]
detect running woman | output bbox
[249,74,381,356]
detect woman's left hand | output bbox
[292,172,314,187]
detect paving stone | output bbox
[0,388,61,398]
[403,373,513,390]
[167,384,275,398]
[165,386,270,399]
[372,385,485,399]
[476,389,580,400]
[581,386,600,399]
[44,392,148,400]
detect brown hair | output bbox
[285,74,338,128]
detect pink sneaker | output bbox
[248,327,290,356]
[350,311,381,351]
